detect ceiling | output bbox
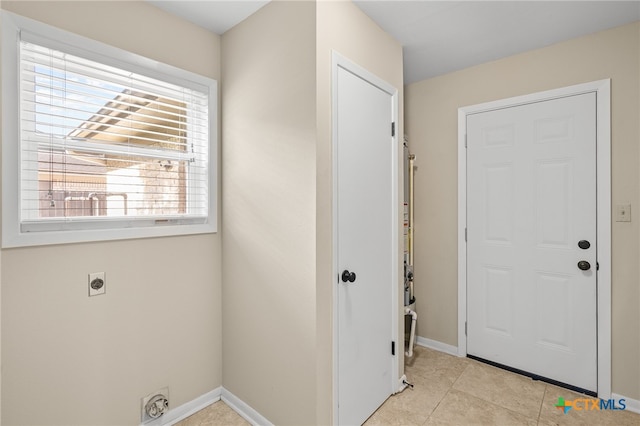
[148,1,640,84]
[147,0,270,35]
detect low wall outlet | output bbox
[142,387,169,423]
[88,272,106,297]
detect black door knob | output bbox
[577,261,591,271]
[341,270,357,283]
[578,240,591,250]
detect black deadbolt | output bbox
[578,240,591,250]
[577,261,591,271]
[341,270,357,283]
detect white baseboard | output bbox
[222,388,273,426]
[139,386,272,426]
[612,393,640,415]
[141,384,639,425]
[140,387,222,426]
[416,336,459,357]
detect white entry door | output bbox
[466,93,597,392]
[335,56,396,425]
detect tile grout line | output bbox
[418,391,439,424]
[454,385,542,424]
[420,360,471,425]
[421,386,453,425]
[449,359,470,389]
[451,360,549,422]
[536,384,548,425]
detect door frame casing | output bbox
[331,50,400,424]
[457,79,611,397]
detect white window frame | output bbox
[1,11,218,247]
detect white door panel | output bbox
[467,93,597,392]
[336,65,394,425]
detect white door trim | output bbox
[331,50,400,424]
[457,79,611,398]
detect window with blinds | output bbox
[2,12,217,246]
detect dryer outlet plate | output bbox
[88,272,106,296]
[142,387,169,423]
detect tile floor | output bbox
[176,400,250,426]
[176,345,640,425]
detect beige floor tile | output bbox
[363,411,389,426]
[452,360,546,419]
[425,389,538,426]
[365,372,453,426]
[365,346,470,426]
[406,346,469,386]
[363,398,423,426]
[175,401,250,426]
[173,348,640,426]
[539,384,640,426]
[363,408,394,426]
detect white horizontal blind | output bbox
[19,38,210,230]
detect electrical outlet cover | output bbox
[142,387,169,423]
[88,272,106,296]
[616,204,631,222]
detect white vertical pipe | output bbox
[405,307,417,357]
[409,154,415,266]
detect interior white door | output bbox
[336,65,394,425]
[466,93,597,392]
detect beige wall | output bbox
[315,2,404,423]
[406,21,640,400]
[0,0,3,420]
[221,1,403,423]
[221,2,317,424]
[0,2,223,424]
[1,0,404,423]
